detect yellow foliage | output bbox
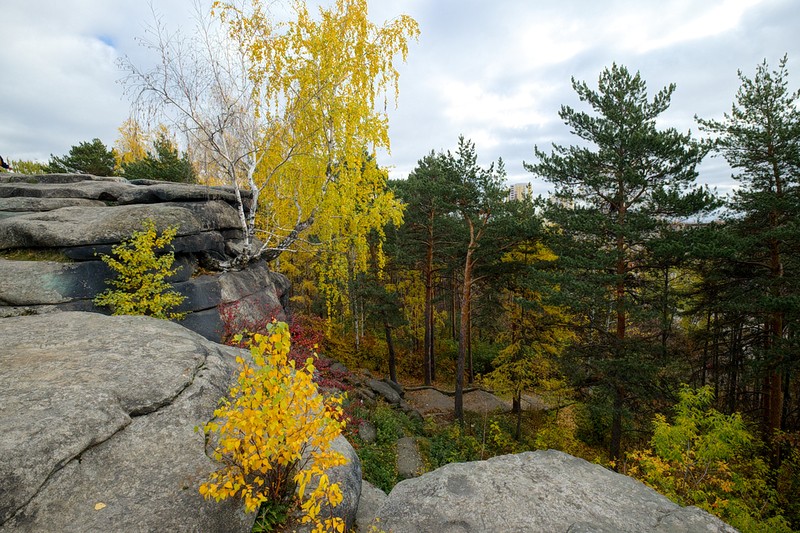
[625,386,792,531]
[212,0,418,306]
[114,117,149,169]
[200,321,347,532]
[93,219,186,320]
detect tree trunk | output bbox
[456,220,476,425]
[423,230,434,386]
[764,231,784,435]
[467,297,474,384]
[611,202,626,464]
[451,274,458,340]
[384,320,397,384]
[610,385,624,467]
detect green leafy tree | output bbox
[627,386,792,532]
[94,219,186,320]
[122,131,197,183]
[4,159,48,174]
[697,55,800,437]
[526,64,716,462]
[47,138,117,176]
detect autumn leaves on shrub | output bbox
[93,219,186,319]
[200,321,348,533]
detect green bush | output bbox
[421,421,482,469]
[353,403,422,493]
[94,219,186,319]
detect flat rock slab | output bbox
[0,312,252,532]
[375,449,737,533]
[396,437,424,479]
[0,259,112,306]
[0,202,240,250]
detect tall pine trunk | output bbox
[423,223,435,385]
[610,205,627,465]
[455,220,477,425]
[384,320,397,384]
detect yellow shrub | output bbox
[94,219,186,320]
[200,321,347,532]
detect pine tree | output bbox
[48,138,117,176]
[448,137,513,424]
[122,131,197,183]
[697,55,800,436]
[391,152,462,384]
[526,64,716,462]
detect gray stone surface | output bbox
[383,378,404,397]
[358,420,377,444]
[0,197,106,213]
[0,202,239,250]
[0,176,131,202]
[396,437,424,479]
[0,312,253,532]
[355,480,387,533]
[329,435,362,531]
[367,379,402,404]
[0,312,362,532]
[0,257,290,343]
[0,259,112,305]
[375,449,738,533]
[0,171,291,343]
[278,436,362,533]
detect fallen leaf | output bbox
[94,502,106,511]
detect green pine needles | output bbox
[94,219,187,320]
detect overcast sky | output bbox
[1,0,798,196]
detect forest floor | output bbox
[403,387,548,417]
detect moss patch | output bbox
[0,248,74,262]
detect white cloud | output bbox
[605,0,766,53]
[0,0,797,195]
[437,78,556,132]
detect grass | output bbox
[0,248,74,262]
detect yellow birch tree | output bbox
[114,117,149,170]
[121,0,418,282]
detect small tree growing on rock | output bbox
[200,321,347,533]
[94,219,186,320]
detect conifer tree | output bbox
[697,55,800,436]
[527,64,716,462]
[391,152,462,384]
[48,138,117,176]
[448,137,513,424]
[122,131,197,183]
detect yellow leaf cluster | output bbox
[93,219,186,320]
[212,0,418,307]
[114,117,148,169]
[200,321,347,532]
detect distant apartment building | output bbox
[507,182,531,201]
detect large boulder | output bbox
[0,174,290,342]
[0,202,240,251]
[374,449,737,533]
[0,312,361,532]
[0,312,252,531]
[0,257,290,343]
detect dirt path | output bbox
[405,388,547,417]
